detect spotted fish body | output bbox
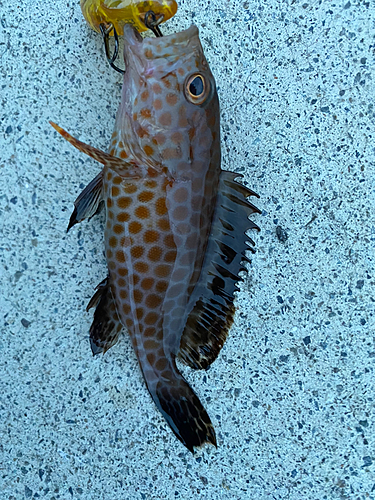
[51,24,260,452]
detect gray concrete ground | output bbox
[1,0,374,498]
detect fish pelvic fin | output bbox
[151,361,216,452]
[86,277,124,355]
[67,172,104,232]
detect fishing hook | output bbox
[99,22,125,74]
[144,10,164,37]
[100,11,164,74]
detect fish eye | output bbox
[184,73,210,105]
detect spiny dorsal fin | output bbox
[178,171,260,370]
[67,172,104,232]
[87,277,124,355]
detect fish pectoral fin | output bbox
[178,171,260,370]
[67,172,104,232]
[49,121,141,175]
[86,276,124,355]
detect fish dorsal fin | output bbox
[178,171,260,370]
[86,277,124,355]
[67,172,104,232]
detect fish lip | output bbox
[123,24,199,49]
[123,24,144,45]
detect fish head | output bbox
[118,24,220,179]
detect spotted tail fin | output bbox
[146,360,216,452]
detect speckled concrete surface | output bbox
[1,0,374,499]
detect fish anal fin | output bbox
[87,276,124,355]
[67,172,104,232]
[178,170,260,370]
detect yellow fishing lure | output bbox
[80,0,178,34]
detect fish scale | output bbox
[51,23,260,452]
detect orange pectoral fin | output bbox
[50,121,142,174]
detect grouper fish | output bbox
[51,24,260,452]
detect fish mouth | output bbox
[123,24,199,53]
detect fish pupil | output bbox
[189,76,204,96]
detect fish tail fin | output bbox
[150,363,216,452]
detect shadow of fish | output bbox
[51,24,260,453]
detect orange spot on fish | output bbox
[113,176,122,185]
[109,236,117,248]
[161,76,171,88]
[144,145,154,156]
[137,127,148,138]
[131,246,144,258]
[152,83,162,94]
[118,267,128,276]
[147,167,158,177]
[153,99,163,110]
[177,67,185,76]
[138,191,154,203]
[134,290,143,303]
[156,281,168,293]
[163,234,175,248]
[107,198,113,208]
[141,90,149,101]
[123,304,131,314]
[146,294,162,308]
[162,147,181,160]
[141,277,154,290]
[129,221,142,234]
[144,326,156,337]
[152,132,166,145]
[159,112,172,127]
[155,198,167,216]
[117,197,132,208]
[113,224,124,234]
[144,179,157,189]
[117,212,129,222]
[143,230,159,243]
[120,150,128,159]
[166,93,178,106]
[164,250,177,263]
[155,264,170,278]
[173,205,189,221]
[120,289,127,299]
[147,246,162,261]
[124,184,137,194]
[116,250,125,263]
[144,339,159,350]
[171,131,183,144]
[144,312,158,325]
[144,48,153,59]
[134,261,149,273]
[112,186,120,197]
[157,218,170,231]
[135,206,150,219]
[140,108,152,118]
[155,357,168,371]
